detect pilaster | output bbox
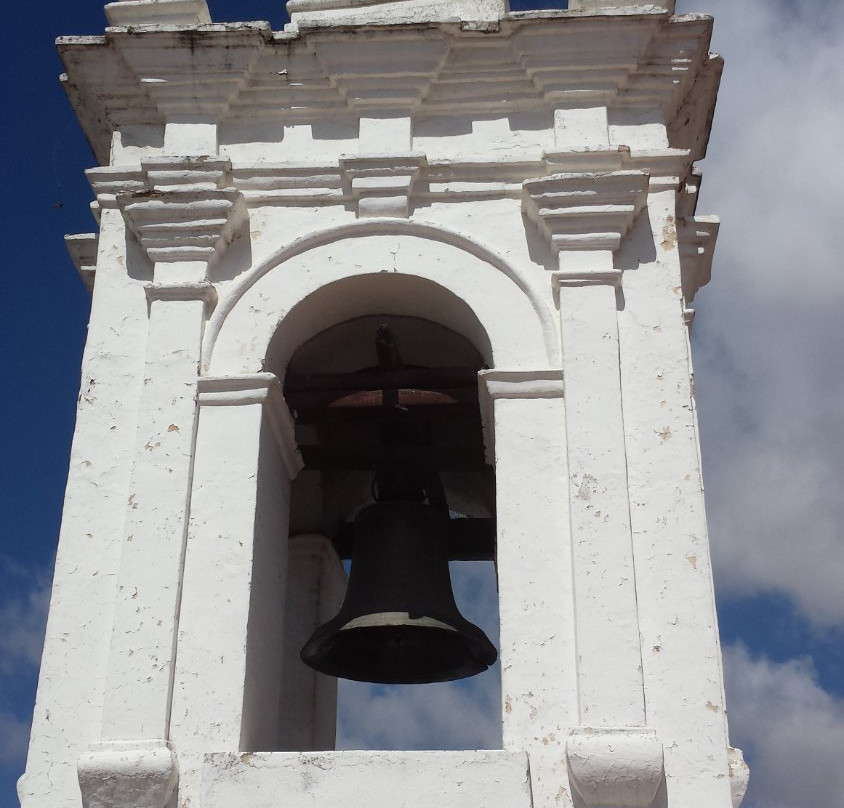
[169,374,303,808]
[478,370,575,808]
[527,170,664,805]
[553,267,646,729]
[98,279,211,741]
[85,159,247,807]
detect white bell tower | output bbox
[20,0,749,807]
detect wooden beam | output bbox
[333,517,496,561]
[285,367,480,394]
[299,444,488,472]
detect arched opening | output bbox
[271,276,502,752]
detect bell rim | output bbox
[301,620,497,684]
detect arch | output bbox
[204,219,557,376]
[265,275,492,376]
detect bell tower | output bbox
[20,0,749,807]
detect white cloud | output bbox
[0,563,51,676]
[676,0,844,625]
[0,713,30,767]
[724,644,844,808]
[337,670,501,751]
[336,562,502,750]
[0,563,51,777]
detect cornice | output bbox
[142,157,232,191]
[58,13,717,165]
[109,26,269,120]
[89,149,692,209]
[87,167,149,205]
[90,151,692,206]
[543,148,692,192]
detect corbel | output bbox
[566,727,664,808]
[65,233,99,293]
[117,189,246,265]
[339,153,427,218]
[522,170,649,255]
[78,741,177,808]
[144,281,218,316]
[115,157,247,268]
[678,214,719,303]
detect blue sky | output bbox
[2,1,843,807]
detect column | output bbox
[277,535,347,752]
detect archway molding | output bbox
[203,219,558,376]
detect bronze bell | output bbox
[300,500,498,684]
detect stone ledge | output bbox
[201,751,532,808]
[569,0,674,11]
